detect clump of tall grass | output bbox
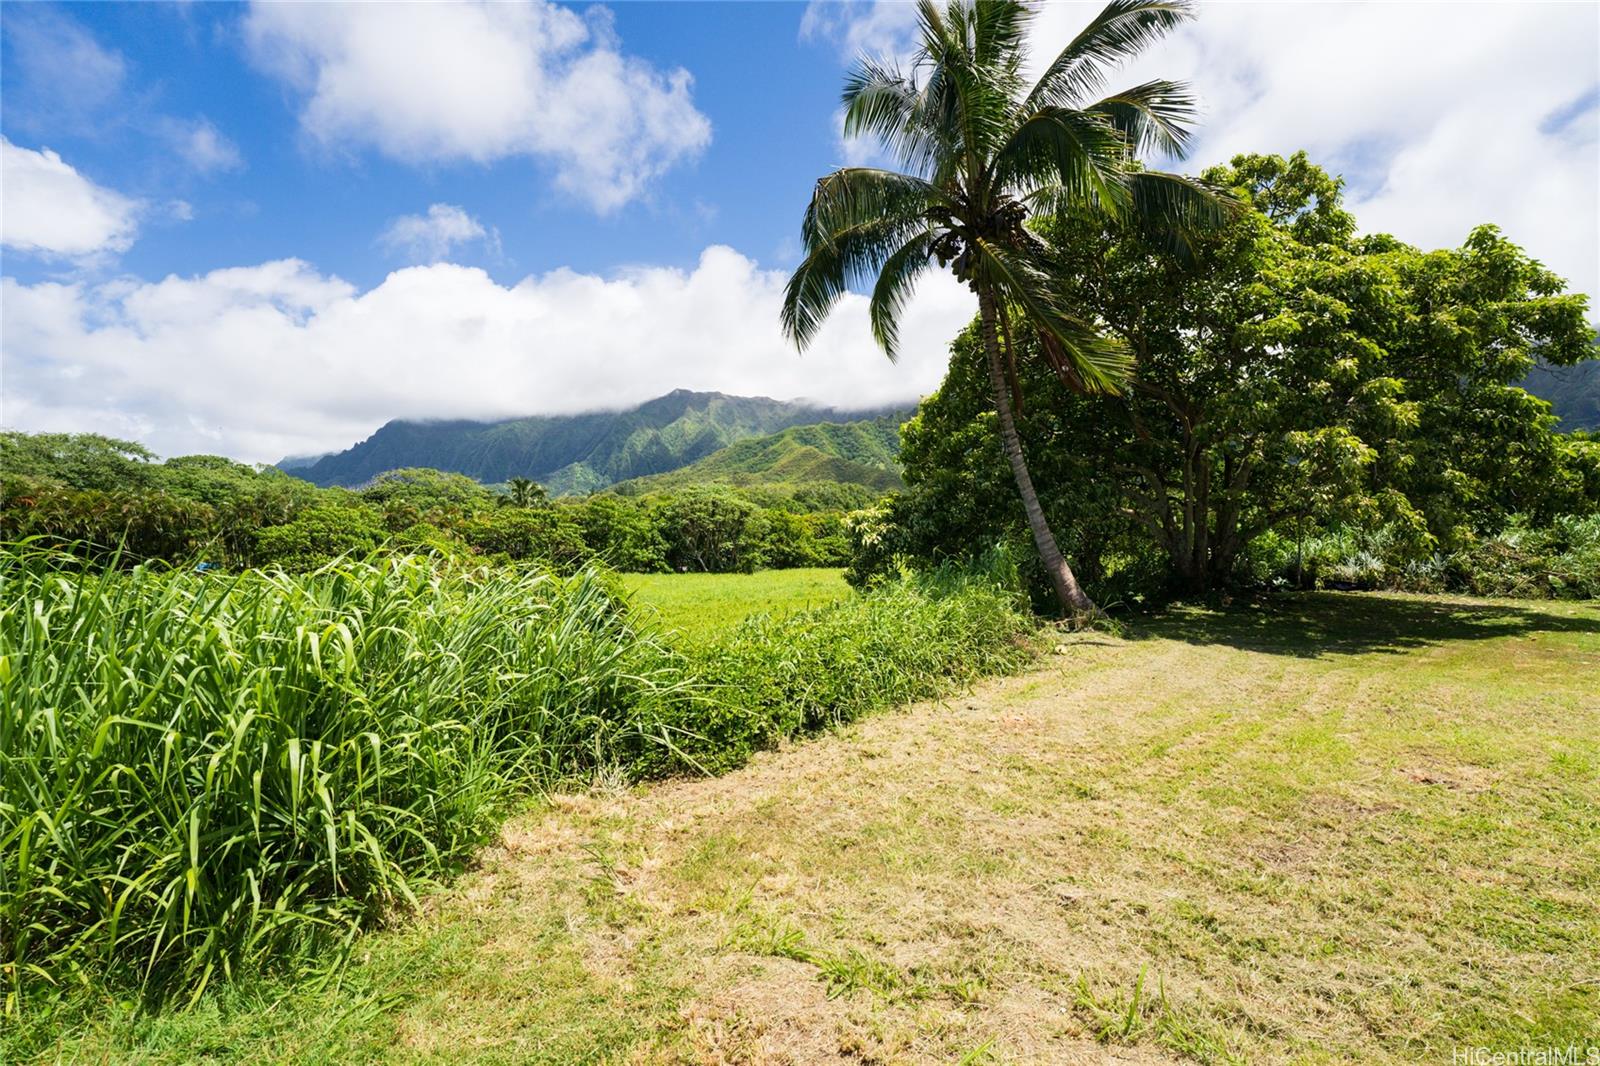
[671,556,1038,774]
[2,543,1038,1017]
[0,545,697,1009]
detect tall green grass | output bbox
[0,546,696,1010]
[1,546,1035,1021]
[675,558,1038,774]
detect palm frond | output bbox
[970,0,1031,77]
[804,168,942,252]
[1126,170,1238,257]
[992,107,1132,216]
[842,59,944,174]
[869,231,937,360]
[783,216,927,351]
[1090,79,1198,159]
[1024,0,1194,111]
[969,237,1132,393]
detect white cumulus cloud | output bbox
[1,248,974,463]
[802,0,1600,302]
[0,137,142,259]
[378,204,495,263]
[244,0,712,213]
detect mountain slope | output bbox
[1522,359,1600,431]
[286,391,908,493]
[610,416,907,495]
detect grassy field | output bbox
[623,567,851,642]
[15,591,1598,1063]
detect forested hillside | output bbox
[1523,357,1600,430]
[610,415,906,495]
[285,390,906,493]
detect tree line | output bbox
[0,435,867,574]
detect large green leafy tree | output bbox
[1045,152,1594,585]
[781,0,1221,617]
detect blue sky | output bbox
[1,2,843,288]
[3,1,1596,462]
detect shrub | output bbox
[1445,514,1600,599]
[0,476,221,565]
[1246,516,1600,599]
[251,505,386,571]
[840,501,910,588]
[572,495,668,572]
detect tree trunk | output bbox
[978,292,1097,619]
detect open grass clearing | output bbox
[622,568,851,643]
[16,591,1599,1064]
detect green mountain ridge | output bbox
[610,416,907,495]
[284,391,912,493]
[1522,359,1600,431]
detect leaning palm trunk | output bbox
[781,0,1226,622]
[979,293,1095,615]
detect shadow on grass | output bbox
[1133,591,1600,659]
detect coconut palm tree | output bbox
[506,477,546,508]
[781,0,1224,618]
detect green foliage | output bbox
[503,477,548,508]
[574,495,669,572]
[357,468,496,511]
[0,546,1033,1012]
[0,476,222,565]
[749,509,846,569]
[651,558,1036,775]
[1259,515,1600,600]
[0,547,697,1006]
[1,441,330,568]
[0,431,158,493]
[654,487,763,573]
[252,506,387,572]
[880,151,1599,603]
[841,502,909,589]
[780,0,1227,614]
[457,507,588,571]
[3,432,866,576]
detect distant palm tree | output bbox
[782,0,1224,617]
[506,477,546,508]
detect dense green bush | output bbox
[0,476,220,564]
[655,487,763,573]
[1443,515,1600,599]
[458,507,588,570]
[252,505,387,571]
[574,494,669,572]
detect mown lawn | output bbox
[622,567,851,643]
[15,592,1599,1064]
